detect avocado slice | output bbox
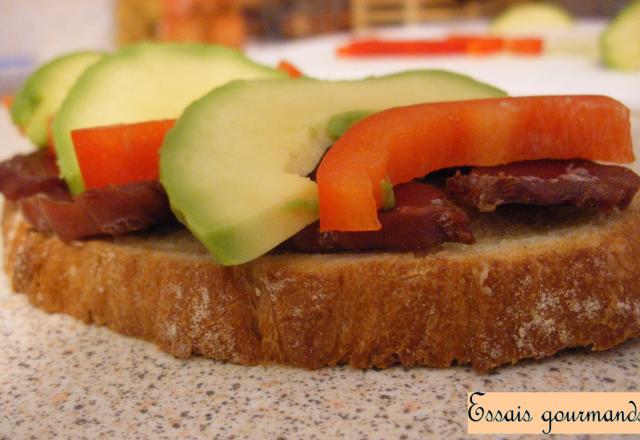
[491,2,573,35]
[601,0,640,71]
[160,71,507,265]
[10,51,103,147]
[54,42,286,194]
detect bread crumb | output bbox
[475,263,492,296]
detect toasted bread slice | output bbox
[3,198,640,371]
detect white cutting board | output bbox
[247,20,640,111]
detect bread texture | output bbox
[3,198,640,371]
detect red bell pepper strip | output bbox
[317,96,633,232]
[446,35,504,55]
[278,60,303,78]
[72,119,175,190]
[337,35,543,57]
[506,38,544,55]
[337,39,467,56]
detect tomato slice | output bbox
[72,119,175,190]
[317,96,633,231]
[277,60,303,78]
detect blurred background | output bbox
[0,0,632,59]
[0,0,638,106]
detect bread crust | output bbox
[3,199,640,371]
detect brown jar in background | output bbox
[159,0,247,47]
[117,0,350,46]
[117,0,246,48]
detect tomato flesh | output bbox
[317,95,633,231]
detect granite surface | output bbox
[1,286,639,440]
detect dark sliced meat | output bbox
[446,159,640,212]
[282,181,474,251]
[0,150,67,200]
[20,181,174,240]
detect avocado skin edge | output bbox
[11,51,104,147]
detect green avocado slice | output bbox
[601,0,640,71]
[53,42,286,194]
[160,70,507,265]
[10,51,103,147]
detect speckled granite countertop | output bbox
[1,287,639,439]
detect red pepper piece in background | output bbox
[2,96,13,110]
[505,37,544,55]
[445,35,503,54]
[337,35,543,57]
[446,35,504,55]
[277,60,304,78]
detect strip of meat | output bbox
[0,150,67,200]
[282,182,474,251]
[20,181,174,240]
[446,159,640,212]
[0,151,175,240]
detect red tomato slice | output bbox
[72,119,175,190]
[317,96,633,232]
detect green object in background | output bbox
[160,70,507,265]
[10,51,103,147]
[491,2,573,35]
[601,0,640,71]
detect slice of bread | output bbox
[3,198,640,371]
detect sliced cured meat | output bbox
[446,159,640,212]
[20,181,174,240]
[0,151,174,240]
[0,150,66,200]
[282,182,474,251]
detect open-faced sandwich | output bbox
[2,42,639,371]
